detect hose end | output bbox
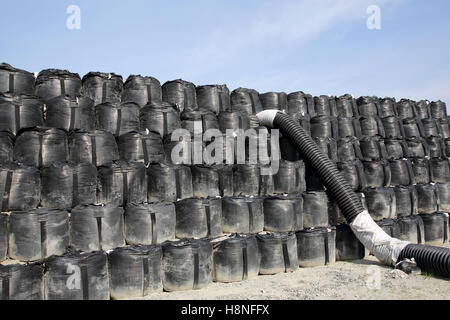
[256,110,281,128]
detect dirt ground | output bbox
[138,243,450,300]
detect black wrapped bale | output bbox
[359,116,385,138]
[0,164,40,212]
[416,184,439,214]
[363,187,396,221]
[336,94,358,118]
[13,127,68,167]
[118,131,165,165]
[389,159,414,187]
[175,198,222,239]
[196,85,230,115]
[181,110,219,135]
[0,263,43,300]
[230,88,264,116]
[384,139,409,160]
[397,216,425,244]
[191,165,220,198]
[259,92,288,111]
[81,72,123,106]
[108,245,162,299]
[336,117,362,139]
[0,63,35,95]
[97,162,147,206]
[419,213,448,245]
[362,160,391,188]
[70,204,125,252]
[313,95,337,116]
[221,197,264,234]
[139,101,181,138]
[381,116,404,139]
[9,209,69,261]
[0,99,44,136]
[335,224,365,261]
[218,111,250,132]
[310,116,338,139]
[161,239,212,292]
[430,158,450,184]
[415,100,431,120]
[302,192,331,228]
[43,249,109,300]
[395,99,417,120]
[273,160,306,195]
[68,130,119,167]
[0,132,14,165]
[437,118,450,139]
[147,163,193,202]
[0,213,7,262]
[125,203,176,245]
[35,69,81,102]
[426,136,445,158]
[337,160,367,192]
[376,219,401,238]
[95,102,140,137]
[162,79,197,113]
[378,98,397,118]
[359,137,387,161]
[337,137,362,162]
[394,185,419,217]
[402,118,424,139]
[288,91,315,116]
[257,232,298,275]
[296,227,336,267]
[45,95,95,132]
[406,138,429,159]
[436,183,450,213]
[211,234,259,283]
[421,118,440,138]
[357,96,379,117]
[263,195,303,232]
[430,101,447,119]
[122,75,162,107]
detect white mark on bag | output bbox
[66,5,81,30]
[366,5,381,30]
[66,263,81,290]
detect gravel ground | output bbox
[138,243,450,300]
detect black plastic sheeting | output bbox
[212,234,260,283]
[139,101,181,138]
[45,95,95,132]
[429,158,449,184]
[302,192,331,229]
[162,79,197,113]
[41,162,97,209]
[378,98,397,118]
[68,130,119,167]
[395,99,417,120]
[13,127,68,167]
[296,227,336,267]
[310,116,338,139]
[363,187,396,221]
[415,100,431,120]
[0,164,40,211]
[426,137,445,158]
[108,245,162,299]
[336,94,358,118]
[359,116,385,138]
[0,213,7,262]
[419,213,448,245]
[359,137,387,161]
[436,183,450,213]
[389,159,414,187]
[394,185,418,217]
[397,215,425,244]
[384,139,409,160]
[416,184,439,214]
[257,232,298,275]
[381,116,404,139]
[35,69,82,102]
[81,72,123,106]
[337,137,363,162]
[70,204,125,252]
[97,162,147,207]
[357,96,379,117]
[362,160,391,188]
[95,102,140,137]
[8,209,69,261]
[0,132,14,165]
[196,85,230,115]
[313,95,337,117]
[181,110,219,135]
[44,249,109,300]
[259,92,288,111]
[218,111,250,132]
[263,195,303,232]
[287,91,315,116]
[336,117,361,139]
[337,160,367,192]
[191,165,220,198]
[421,118,440,138]
[430,101,447,119]
[335,224,365,261]
[147,164,193,202]
[175,198,222,239]
[118,131,165,165]
[161,238,212,292]
[122,75,162,107]
[230,88,263,116]
[402,118,424,139]
[376,219,401,238]
[406,138,429,159]
[273,160,305,195]
[125,203,176,245]
[411,158,431,185]
[0,98,44,135]
[221,197,264,234]
[233,164,274,197]
[0,263,43,300]
[0,63,35,95]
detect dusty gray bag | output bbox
[221,197,264,234]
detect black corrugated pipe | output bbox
[257,110,450,277]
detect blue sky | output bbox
[1,0,449,110]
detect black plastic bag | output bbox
[95,102,140,136]
[296,227,336,267]
[376,219,400,238]
[359,137,387,161]
[430,101,447,119]
[363,187,396,221]
[437,118,450,139]
[335,224,365,261]
[359,116,385,138]
[9,209,69,261]
[378,98,397,118]
[416,184,439,214]
[97,162,147,206]
[402,118,424,139]
[445,138,450,157]
[419,213,448,245]
[162,79,197,113]
[125,203,176,245]
[357,99,379,117]
[292,113,311,135]
[139,101,181,138]
[411,158,431,185]
[430,158,450,184]
[122,75,162,107]
[263,195,303,232]
[0,63,35,95]
[161,238,212,292]
[389,159,414,186]
[0,263,43,300]
[337,117,362,139]
[259,92,288,111]
[0,132,14,165]
[337,160,367,192]
[415,100,431,119]
[215,164,234,197]
[256,232,298,275]
[395,99,417,120]
[0,99,44,136]
[68,130,119,167]
[436,182,450,213]
[381,116,404,139]
[70,204,125,252]
[233,164,273,197]
[288,91,315,116]
[108,245,162,299]
[406,138,429,159]
[230,88,263,115]
[313,95,337,116]
[191,165,221,198]
[45,95,95,132]
[394,185,418,217]
[147,163,193,202]
[0,213,6,262]
[273,160,306,195]
[181,110,219,135]
[196,85,230,115]
[310,116,338,139]
[211,234,259,283]
[14,127,68,167]
[362,160,391,188]
[0,164,40,211]
[175,198,222,239]
[302,192,332,228]
[426,136,445,158]
[337,137,362,162]
[35,69,81,102]
[118,131,165,165]
[336,94,358,118]
[221,197,264,234]
[397,216,425,244]
[421,118,440,138]
[384,139,409,160]
[218,111,250,132]
[43,249,109,300]
[81,72,123,106]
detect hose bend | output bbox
[257,110,450,277]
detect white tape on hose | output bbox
[256,110,280,128]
